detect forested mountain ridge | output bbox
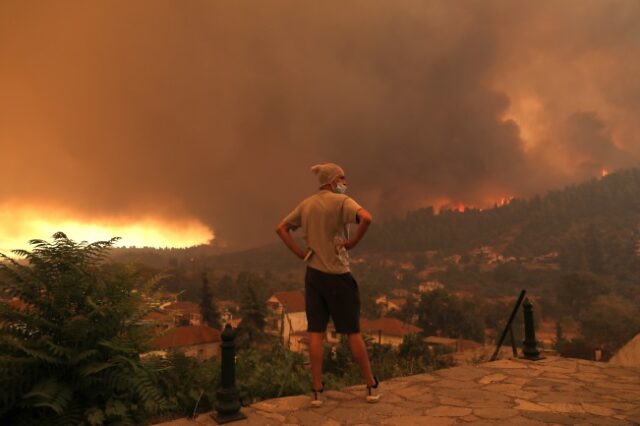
[365,167,640,279]
[108,167,640,281]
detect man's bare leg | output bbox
[309,332,325,390]
[348,333,376,386]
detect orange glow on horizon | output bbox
[0,204,214,254]
[601,168,609,177]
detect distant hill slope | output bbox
[112,167,640,278]
[110,241,300,273]
[207,242,300,272]
[365,167,640,277]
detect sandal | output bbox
[311,381,325,407]
[366,376,381,403]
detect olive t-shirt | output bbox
[282,190,363,274]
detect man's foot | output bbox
[311,382,325,407]
[366,376,381,403]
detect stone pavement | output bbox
[155,357,640,425]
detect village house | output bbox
[146,324,221,360]
[424,336,483,353]
[444,254,462,265]
[265,290,307,347]
[422,336,490,365]
[417,266,447,279]
[453,290,473,299]
[289,330,311,355]
[388,298,407,311]
[162,301,202,326]
[360,318,422,346]
[390,288,411,298]
[327,318,422,347]
[374,294,388,307]
[140,309,174,335]
[418,280,444,293]
[151,292,181,308]
[1,297,28,311]
[399,261,414,270]
[375,295,407,315]
[216,299,239,325]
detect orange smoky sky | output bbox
[1,0,639,249]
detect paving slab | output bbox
[153,356,640,426]
[472,407,519,419]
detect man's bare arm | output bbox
[275,222,309,260]
[344,208,372,251]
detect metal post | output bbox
[213,324,246,424]
[490,290,526,361]
[522,298,544,361]
[508,325,518,357]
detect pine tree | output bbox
[200,272,221,329]
[236,278,269,348]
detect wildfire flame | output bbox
[496,196,514,207]
[601,168,609,177]
[433,196,514,214]
[0,203,214,253]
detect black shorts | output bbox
[305,266,360,334]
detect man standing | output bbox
[275,163,379,406]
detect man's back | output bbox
[283,190,361,274]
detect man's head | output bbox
[310,163,347,193]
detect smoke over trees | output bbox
[1,1,640,247]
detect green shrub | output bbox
[236,343,309,402]
[0,233,168,425]
[153,352,220,419]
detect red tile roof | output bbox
[216,300,239,310]
[270,291,305,313]
[151,325,221,350]
[143,310,171,322]
[388,298,407,308]
[163,301,201,314]
[360,318,422,337]
[0,298,29,311]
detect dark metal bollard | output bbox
[522,298,544,361]
[212,324,246,424]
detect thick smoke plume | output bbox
[1,1,639,247]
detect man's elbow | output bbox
[275,223,289,235]
[358,210,373,224]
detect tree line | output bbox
[366,168,640,278]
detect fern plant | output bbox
[0,232,169,425]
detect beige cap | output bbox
[310,163,345,186]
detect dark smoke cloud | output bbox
[1,0,639,247]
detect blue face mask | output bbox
[335,183,347,194]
